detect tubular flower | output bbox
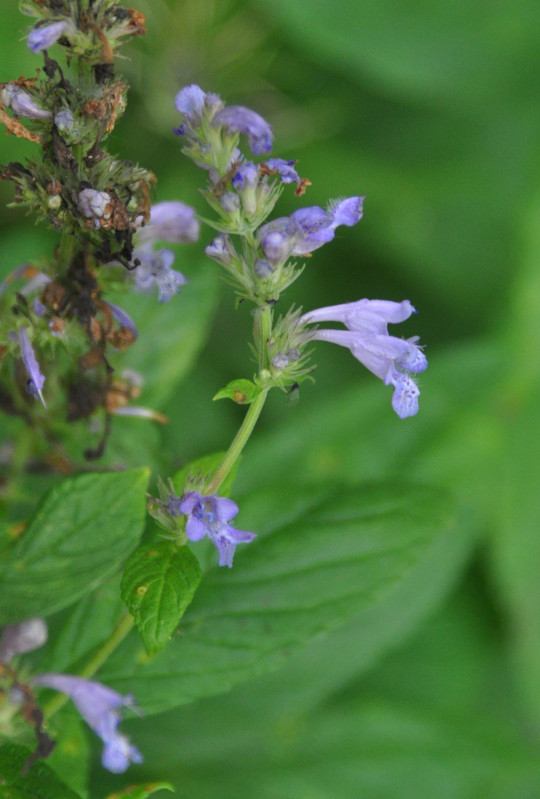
[27,20,71,53]
[170,491,256,568]
[18,325,46,407]
[259,196,364,262]
[136,201,199,246]
[213,105,273,155]
[300,299,427,419]
[33,674,142,774]
[1,84,51,120]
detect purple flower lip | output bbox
[33,673,143,774]
[300,298,427,419]
[133,246,187,302]
[174,491,256,568]
[175,84,207,120]
[17,325,46,407]
[213,105,273,155]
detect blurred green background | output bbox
[3,0,540,796]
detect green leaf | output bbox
[114,261,219,408]
[0,469,149,624]
[0,743,81,799]
[111,581,540,799]
[103,783,174,799]
[213,379,262,404]
[100,480,454,714]
[121,541,201,656]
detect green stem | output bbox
[255,304,272,372]
[206,387,268,495]
[43,612,134,719]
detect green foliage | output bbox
[0,469,149,624]
[213,378,262,404]
[103,783,174,799]
[121,540,202,656]
[0,743,81,799]
[99,480,453,714]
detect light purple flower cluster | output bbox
[168,491,255,567]
[300,299,428,418]
[130,201,199,302]
[175,84,273,156]
[259,197,364,263]
[34,673,142,774]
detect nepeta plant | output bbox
[0,2,430,795]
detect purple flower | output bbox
[300,299,427,419]
[136,201,199,246]
[18,325,46,407]
[174,84,207,121]
[133,246,187,302]
[0,619,48,664]
[33,674,142,774]
[259,197,364,262]
[27,20,70,53]
[174,491,256,568]
[213,105,273,155]
[1,84,51,120]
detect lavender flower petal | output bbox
[213,105,273,155]
[27,20,70,53]
[18,325,46,407]
[174,84,207,120]
[137,201,199,245]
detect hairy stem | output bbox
[206,387,268,495]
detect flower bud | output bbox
[78,188,111,219]
[0,618,48,664]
